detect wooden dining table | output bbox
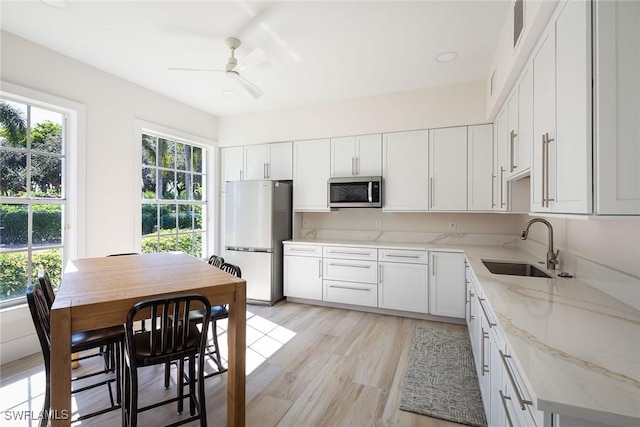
[49,252,246,426]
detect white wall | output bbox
[217,80,487,146]
[0,31,218,363]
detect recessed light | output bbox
[436,51,459,63]
[223,90,238,97]
[40,0,70,9]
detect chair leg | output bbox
[164,362,171,389]
[123,363,130,427]
[130,364,139,427]
[209,319,225,372]
[198,351,207,427]
[116,340,122,405]
[189,355,196,416]
[40,365,50,427]
[177,359,184,414]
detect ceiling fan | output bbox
[169,37,267,99]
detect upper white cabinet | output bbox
[429,252,466,318]
[429,127,468,211]
[293,139,331,211]
[532,0,592,214]
[506,66,533,181]
[467,124,494,211]
[331,134,382,177]
[382,130,429,211]
[594,0,640,214]
[494,109,509,211]
[221,146,244,184]
[244,141,292,181]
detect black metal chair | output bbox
[207,254,224,268]
[190,262,241,377]
[27,282,123,427]
[123,293,211,427]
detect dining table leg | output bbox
[227,282,246,427]
[50,301,72,427]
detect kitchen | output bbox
[1,1,639,426]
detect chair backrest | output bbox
[26,283,51,364]
[219,262,241,278]
[125,293,211,367]
[208,254,224,268]
[38,269,56,308]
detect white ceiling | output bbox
[0,0,510,117]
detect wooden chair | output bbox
[27,282,123,427]
[190,262,241,377]
[207,254,224,268]
[123,293,211,427]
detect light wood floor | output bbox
[1,301,470,427]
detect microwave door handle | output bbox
[368,182,372,202]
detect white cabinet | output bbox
[283,244,323,300]
[293,139,331,211]
[330,134,382,177]
[494,108,509,211]
[429,127,468,211]
[532,0,592,214]
[467,124,494,211]
[244,142,292,180]
[382,130,429,211]
[506,66,533,181]
[378,249,429,313]
[429,252,466,318]
[323,246,378,307]
[221,146,244,183]
[506,89,519,178]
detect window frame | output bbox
[0,81,86,309]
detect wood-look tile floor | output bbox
[1,301,469,427]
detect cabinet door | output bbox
[382,130,429,211]
[355,134,382,176]
[467,124,494,211]
[378,262,429,313]
[331,136,356,177]
[554,0,592,213]
[244,144,269,180]
[517,67,533,175]
[293,139,331,211]
[429,127,467,211]
[489,338,505,427]
[506,90,520,178]
[429,252,466,318]
[221,146,244,183]
[494,110,509,211]
[268,142,293,180]
[284,255,323,300]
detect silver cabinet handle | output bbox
[500,390,514,427]
[478,297,496,327]
[383,254,421,259]
[289,247,316,252]
[352,157,356,175]
[327,250,372,256]
[500,350,533,410]
[481,327,489,376]
[545,132,554,207]
[319,259,322,278]
[510,130,518,172]
[541,134,547,207]
[356,157,360,175]
[500,167,505,207]
[379,264,382,284]
[429,177,433,209]
[240,170,243,180]
[267,162,270,179]
[263,162,267,179]
[491,174,496,208]
[468,290,474,320]
[328,262,371,268]
[328,284,371,291]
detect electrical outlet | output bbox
[448,220,457,231]
[303,219,309,227]
[375,220,382,229]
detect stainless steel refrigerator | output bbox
[224,180,292,305]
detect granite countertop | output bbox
[284,238,640,426]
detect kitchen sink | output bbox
[482,260,552,278]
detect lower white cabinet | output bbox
[429,252,466,318]
[323,280,378,307]
[283,244,323,300]
[378,249,429,313]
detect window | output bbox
[141,132,207,258]
[0,98,66,306]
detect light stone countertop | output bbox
[284,238,640,426]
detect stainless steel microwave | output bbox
[328,176,382,208]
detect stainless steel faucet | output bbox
[521,218,559,270]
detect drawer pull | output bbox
[328,263,371,269]
[383,254,421,259]
[328,284,371,292]
[478,297,496,328]
[499,390,514,427]
[327,250,372,256]
[499,350,533,410]
[289,247,316,252]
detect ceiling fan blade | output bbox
[227,71,264,99]
[238,47,269,71]
[167,67,225,72]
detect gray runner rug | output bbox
[399,327,488,427]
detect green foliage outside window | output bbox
[0,249,62,301]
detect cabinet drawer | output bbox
[284,244,322,257]
[323,280,377,307]
[379,248,428,264]
[323,259,378,283]
[323,246,377,260]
